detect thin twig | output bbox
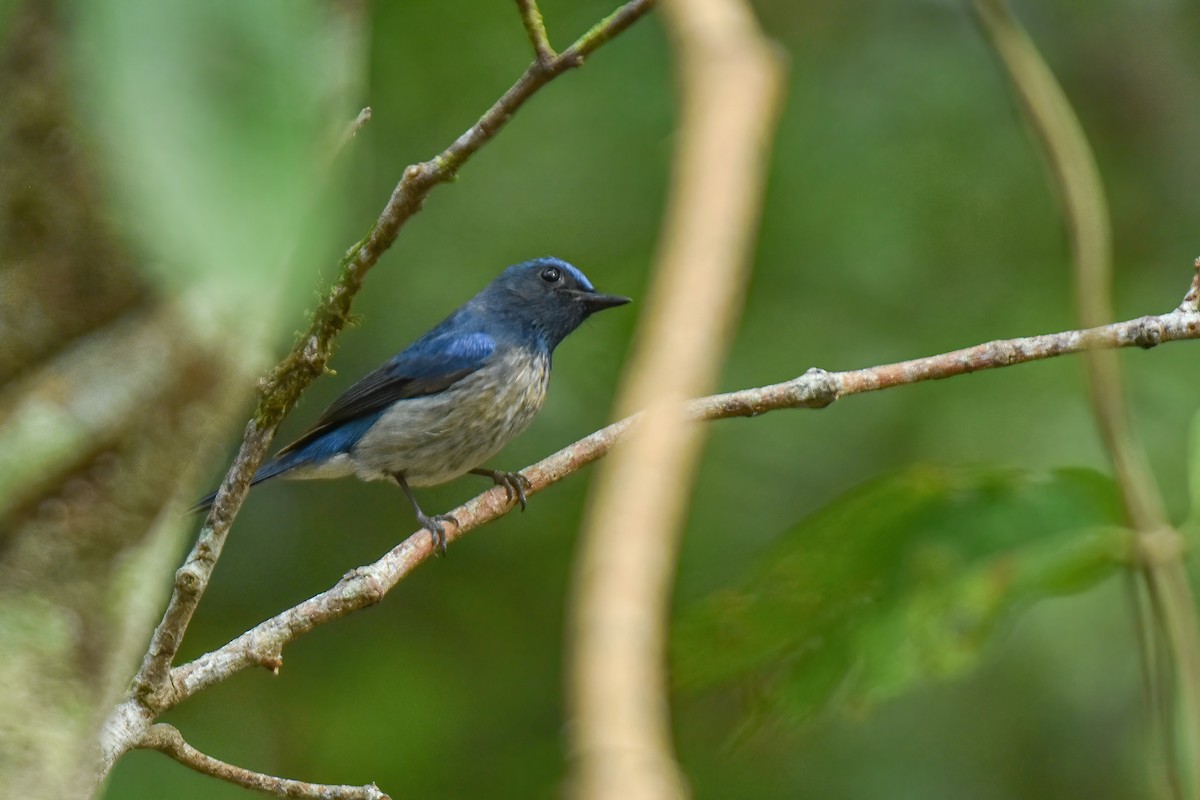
[973,0,1167,530]
[1180,257,1200,314]
[973,2,1200,794]
[565,0,784,796]
[123,298,1200,714]
[141,724,390,800]
[516,0,557,65]
[101,0,657,780]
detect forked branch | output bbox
[99,1,658,792]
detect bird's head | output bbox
[478,257,631,349]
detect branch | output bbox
[516,0,557,65]
[565,0,784,795]
[140,724,389,800]
[102,0,657,779]
[134,292,1199,714]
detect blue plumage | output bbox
[194,257,630,554]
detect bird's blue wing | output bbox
[275,330,496,457]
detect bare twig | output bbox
[565,0,784,796]
[974,1,1200,794]
[105,296,1198,718]
[141,724,389,800]
[101,0,657,781]
[517,0,557,65]
[1180,257,1200,314]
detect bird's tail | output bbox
[188,451,310,514]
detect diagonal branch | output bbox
[142,286,1200,714]
[140,724,389,800]
[102,0,657,781]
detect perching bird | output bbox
[194,257,629,555]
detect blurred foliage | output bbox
[62,0,1200,798]
[70,0,361,333]
[674,466,1126,728]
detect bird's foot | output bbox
[415,511,459,557]
[471,468,532,511]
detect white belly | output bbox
[346,348,550,487]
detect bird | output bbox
[194,257,630,555]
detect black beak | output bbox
[581,292,632,313]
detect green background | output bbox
[88,0,1200,797]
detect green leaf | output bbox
[672,466,1129,727]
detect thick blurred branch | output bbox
[99,0,656,789]
[141,724,389,800]
[0,2,260,796]
[566,0,784,797]
[973,2,1200,795]
[109,278,1200,722]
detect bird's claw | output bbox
[472,469,532,511]
[499,471,532,511]
[416,512,459,557]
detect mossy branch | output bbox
[98,0,657,790]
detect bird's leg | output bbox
[469,468,532,511]
[391,473,458,557]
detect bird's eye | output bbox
[540,266,562,283]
